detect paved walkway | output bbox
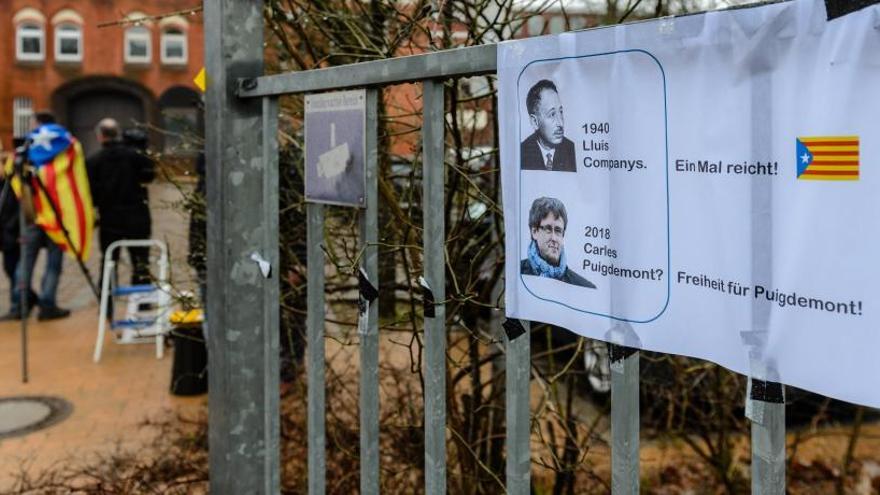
[0,182,205,490]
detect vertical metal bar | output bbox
[261,96,281,491]
[750,389,786,494]
[422,78,447,495]
[505,320,530,495]
[307,203,326,495]
[747,63,784,495]
[359,88,380,495]
[611,350,639,495]
[204,1,279,493]
[19,201,28,383]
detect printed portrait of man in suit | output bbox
[520,79,576,172]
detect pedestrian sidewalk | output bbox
[0,302,204,490]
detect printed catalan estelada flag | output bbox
[796,135,859,181]
[4,124,94,261]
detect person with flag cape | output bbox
[2,118,95,320]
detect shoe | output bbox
[0,310,23,321]
[0,294,39,321]
[37,306,71,321]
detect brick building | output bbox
[0,1,203,160]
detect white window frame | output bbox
[527,15,546,36]
[16,23,45,62]
[54,23,82,63]
[160,29,187,65]
[13,97,34,138]
[548,16,566,34]
[124,26,152,64]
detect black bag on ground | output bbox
[170,323,208,396]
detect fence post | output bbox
[422,78,447,495]
[748,380,786,495]
[610,346,639,495]
[360,88,380,495]
[307,203,326,495]
[204,1,280,493]
[746,65,785,495]
[261,95,281,489]
[505,320,531,494]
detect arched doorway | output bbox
[158,86,202,171]
[67,91,143,156]
[158,86,202,156]
[52,77,156,157]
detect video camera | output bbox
[122,128,149,152]
[11,137,31,178]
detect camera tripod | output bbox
[1,140,100,382]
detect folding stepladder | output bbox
[93,239,171,363]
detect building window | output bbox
[527,16,545,36]
[125,26,151,64]
[161,28,187,65]
[13,97,34,138]
[459,76,490,99]
[549,16,566,34]
[16,23,45,62]
[55,24,82,62]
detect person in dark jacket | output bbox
[0,171,37,314]
[187,152,206,283]
[87,118,155,297]
[0,173,21,297]
[520,196,595,288]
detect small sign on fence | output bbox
[499,0,880,407]
[304,89,367,207]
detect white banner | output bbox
[499,0,880,407]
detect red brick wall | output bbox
[0,0,204,149]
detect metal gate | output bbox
[204,1,786,493]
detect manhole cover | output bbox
[0,396,72,439]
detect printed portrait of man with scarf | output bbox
[520,197,596,288]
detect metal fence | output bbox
[205,1,785,493]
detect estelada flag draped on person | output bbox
[4,124,94,261]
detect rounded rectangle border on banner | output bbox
[516,49,671,323]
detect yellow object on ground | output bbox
[170,309,203,325]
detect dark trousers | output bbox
[3,242,18,286]
[3,240,37,310]
[99,222,151,282]
[12,226,63,311]
[99,229,152,318]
